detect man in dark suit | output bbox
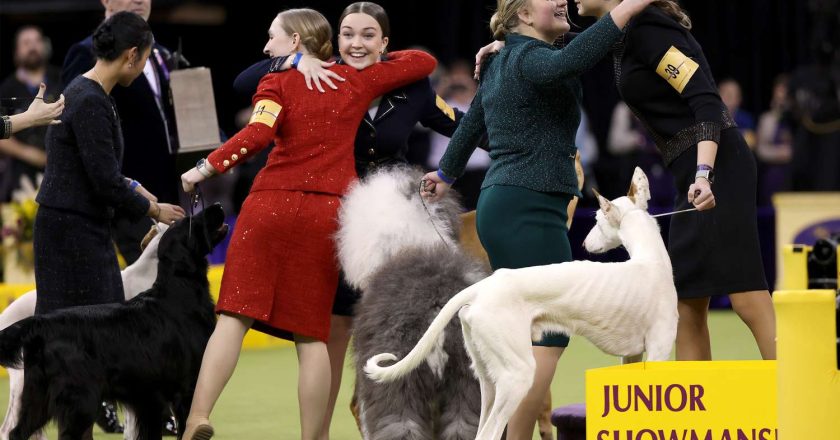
[60,1,180,435]
[62,0,180,266]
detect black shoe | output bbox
[95,401,124,434]
[162,415,178,436]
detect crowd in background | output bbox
[3,22,839,214]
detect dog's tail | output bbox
[364,280,481,383]
[0,320,30,369]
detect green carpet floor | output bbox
[0,311,761,439]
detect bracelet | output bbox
[290,52,304,69]
[129,179,141,191]
[436,169,456,185]
[1,115,11,139]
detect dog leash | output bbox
[651,207,698,218]
[188,183,205,239]
[418,179,452,249]
[189,183,216,252]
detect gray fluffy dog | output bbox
[337,165,486,439]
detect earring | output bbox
[129,63,133,68]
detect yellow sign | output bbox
[775,290,840,439]
[250,99,282,127]
[586,361,777,440]
[655,46,699,94]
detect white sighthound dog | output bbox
[365,168,678,440]
[0,223,167,440]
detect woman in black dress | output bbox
[35,12,184,314]
[577,0,775,360]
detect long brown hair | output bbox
[276,9,334,61]
[651,0,692,30]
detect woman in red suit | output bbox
[179,8,436,440]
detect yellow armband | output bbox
[656,46,699,94]
[250,100,282,127]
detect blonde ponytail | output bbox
[490,0,531,41]
[277,8,334,61]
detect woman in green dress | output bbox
[422,0,654,437]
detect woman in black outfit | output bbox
[35,12,184,315]
[577,0,775,361]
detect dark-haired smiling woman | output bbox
[34,11,184,316]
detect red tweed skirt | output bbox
[216,189,340,342]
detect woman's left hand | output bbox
[181,168,206,193]
[27,83,64,126]
[474,41,504,80]
[687,178,715,211]
[297,55,345,93]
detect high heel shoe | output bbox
[182,418,214,440]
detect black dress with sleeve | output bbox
[614,7,767,298]
[34,77,150,314]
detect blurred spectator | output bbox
[606,102,674,207]
[788,42,840,191]
[426,61,489,209]
[755,74,793,205]
[0,26,63,202]
[576,109,599,197]
[61,0,181,265]
[719,78,757,149]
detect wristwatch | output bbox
[196,158,214,178]
[695,164,714,184]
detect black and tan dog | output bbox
[0,204,228,440]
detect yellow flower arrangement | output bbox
[2,199,37,243]
[1,175,40,283]
[1,175,39,244]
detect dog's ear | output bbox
[629,167,651,211]
[593,188,620,224]
[140,224,159,252]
